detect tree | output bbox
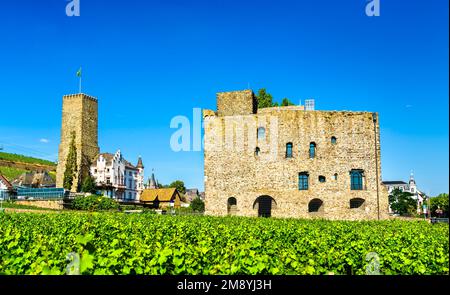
[190,197,205,212]
[388,188,417,215]
[81,175,97,194]
[63,132,78,191]
[169,180,186,195]
[281,97,295,106]
[430,193,449,217]
[256,88,273,109]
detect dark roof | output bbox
[11,171,55,187]
[186,188,199,195]
[0,174,13,190]
[382,181,407,185]
[136,157,144,169]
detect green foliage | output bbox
[389,188,417,215]
[71,196,118,211]
[256,88,274,108]
[169,180,186,195]
[63,132,78,191]
[256,88,295,108]
[431,193,449,217]
[81,175,97,194]
[0,166,28,181]
[281,97,295,106]
[0,214,447,275]
[190,197,205,212]
[0,152,56,166]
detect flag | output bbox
[76,67,82,77]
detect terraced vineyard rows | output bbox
[0,212,448,275]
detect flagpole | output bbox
[79,76,82,94]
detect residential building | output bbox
[12,170,55,188]
[0,174,13,199]
[140,188,182,208]
[382,172,425,214]
[90,150,144,201]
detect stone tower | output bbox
[56,93,100,191]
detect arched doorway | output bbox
[227,197,237,215]
[253,195,277,217]
[308,198,324,213]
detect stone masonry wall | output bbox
[56,94,99,191]
[204,91,389,220]
[217,90,256,117]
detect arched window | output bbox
[350,169,364,190]
[227,197,237,215]
[319,176,326,183]
[286,142,293,158]
[308,199,324,213]
[257,127,265,140]
[333,173,338,181]
[255,147,260,156]
[350,198,365,209]
[331,136,337,144]
[298,172,309,190]
[309,142,316,158]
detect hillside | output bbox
[0,152,56,181]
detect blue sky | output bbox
[0,0,448,194]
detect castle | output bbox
[56,93,144,199]
[203,90,389,220]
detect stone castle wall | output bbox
[56,94,99,191]
[204,91,389,220]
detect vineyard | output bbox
[0,212,448,275]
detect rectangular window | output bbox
[350,170,363,190]
[286,143,293,158]
[298,173,309,190]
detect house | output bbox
[140,188,181,209]
[12,170,55,188]
[0,174,13,199]
[382,172,425,214]
[90,150,144,201]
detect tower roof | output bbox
[148,170,157,189]
[136,156,144,169]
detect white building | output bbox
[0,174,13,200]
[90,150,144,201]
[382,172,425,214]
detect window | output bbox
[298,172,309,190]
[128,192,132,199]
[333,173,338,181]
[309,142,316,158]
[319,176,326,183]
[257,127,265,140]
[308,199,323,213]
[286,142,293,158]
[331,136,337,144]
[350,169,364,190]
[107,168,110,172]
[227,197,237,215]
[129,172,132,176]
[350,198,365,209]
[94,169,97,173]
[255,147,260,156]
[411,188,415,193]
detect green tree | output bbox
[430,193,449,217]
[63,132,78,191]
[81,175,97,194]
[190,197,205,212]
[169,180,186,195]
[281,97,295,106]
[256,88,273,108]
[388,188,417,215]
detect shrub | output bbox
[71,195,118,211]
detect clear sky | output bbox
[0,0,448,195]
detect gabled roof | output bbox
[0,174,13,190]
[140,188,180,202]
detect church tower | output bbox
[56,93,100,191]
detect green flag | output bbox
[76,67,82,77]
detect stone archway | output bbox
[253,195,277,217]
[227,197,237,215]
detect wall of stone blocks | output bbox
[56,94,99,191]
[204,93,389,220]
